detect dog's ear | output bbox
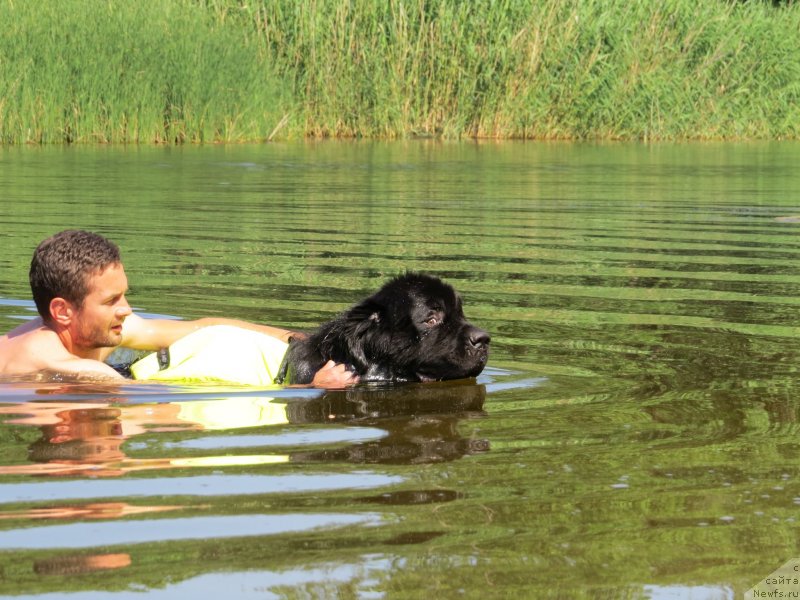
[342,300,383,368]
[361,310,380,327]
[348,299,383,330]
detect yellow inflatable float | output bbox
[130,325,289,387]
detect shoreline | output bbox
[1,0,798,144]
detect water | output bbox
[1,141,800,598]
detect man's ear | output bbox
[49,298,75,326]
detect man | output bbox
[0,230,356,387]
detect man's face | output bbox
[69,263,132,351]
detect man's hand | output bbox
[310,360,359,389]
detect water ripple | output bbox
[162,427,388,450]
[0,512,382,550]
[0,473,403,504]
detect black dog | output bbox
[279,273,490,384]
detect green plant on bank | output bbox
[249,0,800,140]
[0,0,799,142]
[0,0,287,144]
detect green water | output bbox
[1,142,800,598]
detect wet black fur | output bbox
[285,273,490,384]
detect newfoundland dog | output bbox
[277,273,490,385]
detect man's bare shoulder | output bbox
[0,319,121,380]
[0,319,67,374]
[3,317,46,339]
[1,318,56,354]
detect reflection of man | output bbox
[0,230,355,387]
[33,553,132,576]
[0,399,292,477]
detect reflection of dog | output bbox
[285,378,487,423]
[282,273,490,384]
[287,379,489,464]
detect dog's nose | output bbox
[468,328,491,349]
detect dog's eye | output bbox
[423,315,440,327]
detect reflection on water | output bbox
[0,374,492,595]
[0,379,487,479]
[33,553,133,577]
[1,513,384,550]
[2,142,800,597]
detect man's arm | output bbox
[120,314,297,351]
[119,314,357,388]
[49,356,126,380]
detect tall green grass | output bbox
[249,0,800,140]
[0,0,288,143]
[1,0,799,142]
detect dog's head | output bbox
[339,273,490,382]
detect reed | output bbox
[0,0,287,144]
[250,0,800,140]
[1,0,799,142]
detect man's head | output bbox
[30,230,122,322]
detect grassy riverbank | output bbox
[1,0,799,143]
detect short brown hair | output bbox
[29,230,121,320]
